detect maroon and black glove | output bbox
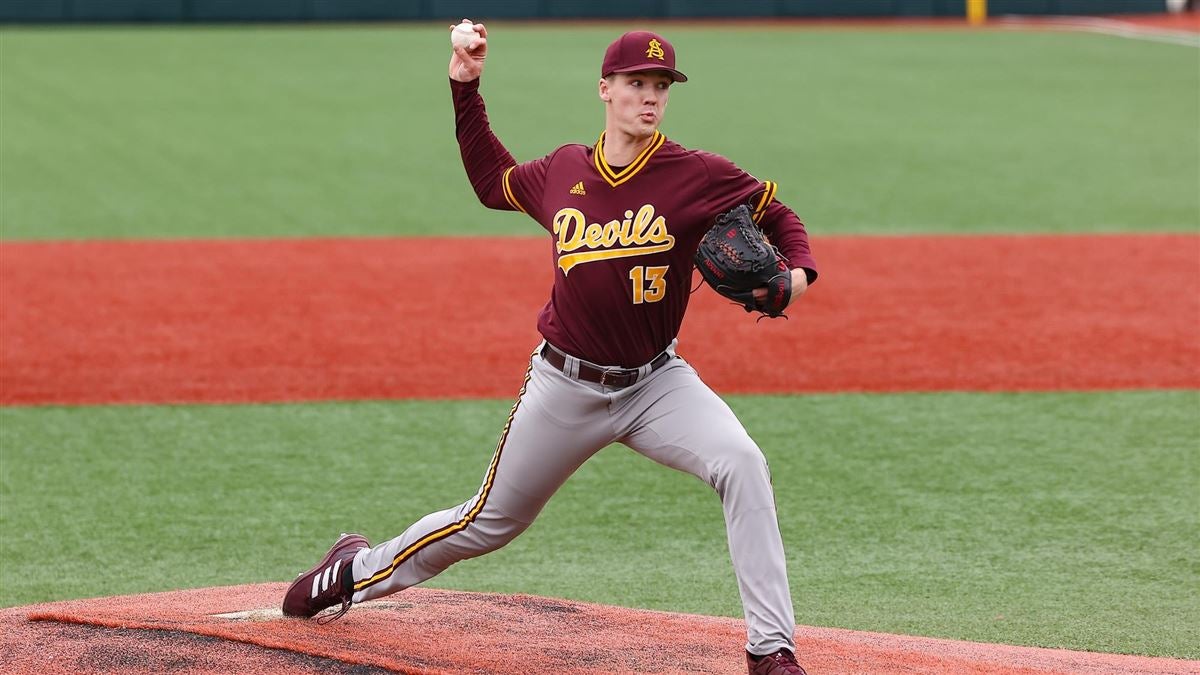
[694,204,792,318]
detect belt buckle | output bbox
[599,368,627,387]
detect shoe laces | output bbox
[315,596,353,625]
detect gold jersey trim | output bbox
[592,131,665,188]
[502,166,528,214]
[752,180,777,225]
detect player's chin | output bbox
[633,117,660,135]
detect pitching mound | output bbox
[1,585,1194,674]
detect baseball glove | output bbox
[694,204,792,318]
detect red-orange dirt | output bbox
[2,234,1197,405]
[3,584,1196,675]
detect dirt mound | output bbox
[1,584,1195,674]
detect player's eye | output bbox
[630,79,642,87]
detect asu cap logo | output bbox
[601,30,688,82]
[645,39,665,61]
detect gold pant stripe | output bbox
[353,351,537,593]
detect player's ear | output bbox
[598,77,611,103]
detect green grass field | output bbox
[1,25,1197,239]
[1,23,1198,660]
[2,392,1197,656]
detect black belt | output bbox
[540,343,672,388]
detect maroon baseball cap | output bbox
[601,30,688,83]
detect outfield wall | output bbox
[0,0,1174,23]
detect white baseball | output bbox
[450,21,477,50]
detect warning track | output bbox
[3,584,1196,675]
[2,234,1197,406]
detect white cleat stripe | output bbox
[321,565,333,592]
[332,558,342,584]
[310,574,321,599]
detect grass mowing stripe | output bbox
[1,26,1196,239]
[1,391,1195,657]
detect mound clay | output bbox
[2,584,1196,674]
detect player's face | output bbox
[600,71,673,138]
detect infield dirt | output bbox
[2,234,1197,405]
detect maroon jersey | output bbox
[452,78,817,366]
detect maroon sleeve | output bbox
[698,152,818,283]
[450,78,549,222]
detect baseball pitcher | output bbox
[283,23,818,675]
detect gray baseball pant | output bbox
[350,343,796,655]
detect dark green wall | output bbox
[0,0,1172,22]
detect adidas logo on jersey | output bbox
[569,181,586,196]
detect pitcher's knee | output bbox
[478,521,528,553]
[710,438,772,495]
[459,508,533,558]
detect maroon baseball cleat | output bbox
[747,649,808,675]
[282,533,369,621]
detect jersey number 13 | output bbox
[629,265,668,304]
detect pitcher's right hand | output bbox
[449,20,487,82]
